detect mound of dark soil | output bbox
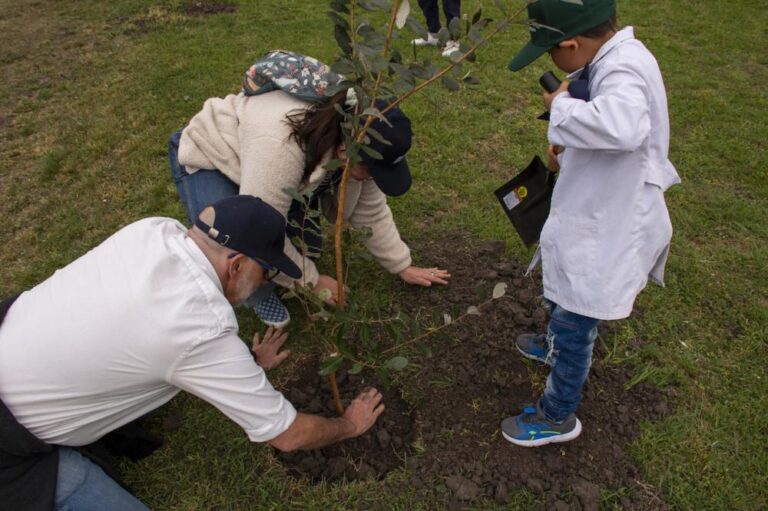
[275,367,416,482]
[278,232,671,510]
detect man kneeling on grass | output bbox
[0,195,384,511]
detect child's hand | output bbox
[399,265,451,287]
[543,80,569,112]
[547,144,564,171]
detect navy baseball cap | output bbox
[195,195,302,279]
[360,100,413,197]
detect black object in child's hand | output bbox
[537,70,562,121]
[494,156,556,248]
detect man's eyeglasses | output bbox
[228,253,280,281]
[255,259,280,281]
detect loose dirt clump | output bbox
[278,231,671,509]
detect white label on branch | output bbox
[492,282,508,299]
[395,0,410,29]
[466,306,481,315]
[443,313,452,325]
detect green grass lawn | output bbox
[1,0,766,509]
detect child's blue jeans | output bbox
[540,300,600,423]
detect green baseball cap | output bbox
[508,0,616,72]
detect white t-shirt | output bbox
[0,218,296,446]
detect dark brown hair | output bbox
[284,90,347,183]
[580,12,618,39]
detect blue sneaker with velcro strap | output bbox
[253,291,290,329]
[516,333,552,366]
[501,402,582,447]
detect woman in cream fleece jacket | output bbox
[169,89,450,326]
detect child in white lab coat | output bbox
[501,0,680,447]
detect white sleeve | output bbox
[167,331,296,442]
[548,66,651,153]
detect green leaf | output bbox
[349,362,364,375]
[318,355,344,376]
[365,126,392,146]
[471,7,482,25]
[405,16,428,39]
[327,11,349,29]
[329,0,350,13]
[360,143,383,160]
[436,27,451,46]
[441,75,460,92]
[360,323,370,345]
[448,16,462,39]
[467,28,483,44]
[334,25,352,56]
[389,62,414,83]
[385,356,408,371]
[376,367,391,389]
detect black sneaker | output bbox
[516,333,551,366]
[501,402,582,447]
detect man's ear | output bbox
[227,253,246,277]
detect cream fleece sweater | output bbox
[178,90,411,288]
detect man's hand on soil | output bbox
[251,327,290,370]
[343,388,385,438]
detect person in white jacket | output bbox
[501,0,680,447]
[169,78,450,328]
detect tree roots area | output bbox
[275,233,672,510]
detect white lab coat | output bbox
[531,27,680,320]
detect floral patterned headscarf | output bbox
[242,50,345,103]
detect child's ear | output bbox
[558,38,580,51]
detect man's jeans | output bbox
[55,447,148,511]
[540,301,600,423]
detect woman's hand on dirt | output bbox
[399,265,451,287]
[251,327,290,370]
[314,274,341,304]
[342,388,385,438]
[547,144,564,171]
[543,79,569,111]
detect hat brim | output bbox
[368,158,412,197]
[508,40,554,72]
[269,253,302,280]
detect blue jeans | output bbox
[540,301,600,423]
[55,447,148,511]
